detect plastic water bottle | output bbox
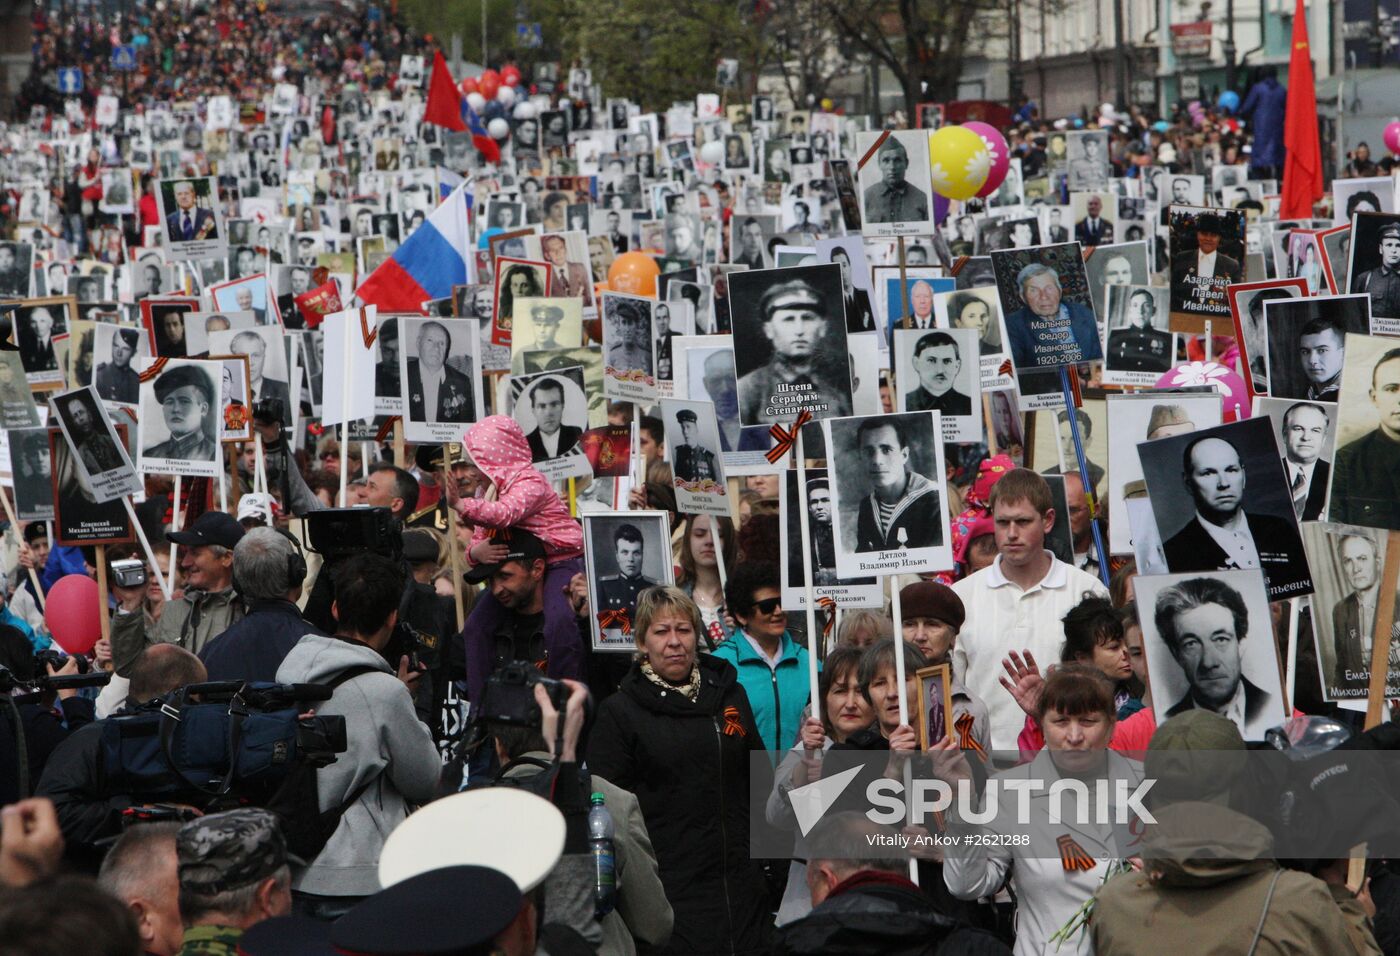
[589,792,616,918]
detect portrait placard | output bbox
[51,424,134,546]
[508,365,592,482]
[135,357,221,477]
[1228,278,1309,398]
[727,263,852,426]
[670,335,773,476]
[583,511,674,652]
[155,175,226,262]
[492,257,551,347]
[1168,205,1247,333]
[1135,568,1286,741]
[1101,284,1173,386]
[10,295,75,389]
[601,293,656,402]
[0,352,40,428]
[1137,416,1311,599]
[917,664,955,749]
[990,242,1102,371]
[854,130,935,237]
[48,386,140,502]
[397,317,481,443]
[1328,332,1400,530]
[892,327,982,443]
[1348,211,1400,326]
[933,286,1013,392]
[208,326,291,414]
[660,398,727,517]
[9,426,54,520]
[778,466,882,610]
[821,411,950,577]
[210,354,252,443]
[1261,294,1371,401]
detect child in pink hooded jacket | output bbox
[453,416,585,702]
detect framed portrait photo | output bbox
[583,510,674,652]
[917,663,955,749]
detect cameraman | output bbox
[110,511,246,676]
[199,528,325,683]
[487,676,673,954]
[275,552,441,919]
[0,626,95,805]
[35,645,207,854]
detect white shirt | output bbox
[742,631,782,672]
[1285,458,1318,493]
[537,427,561,458]
[420,365,445,421]
[1195,512,1260,569]
[951,552,1109,751]
[1196,249,1218,278]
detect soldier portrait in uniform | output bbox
[1330,334,1400,530]
[583,512,673,651]
[10,427,54,521]
[778,467,881,609]
[854,131,933,235]
[138,360,220,476]
[893,327,981,443]
[728,263,853,427]
[51,386,137,498]
[508,296,583,374]
[0,242,33,298]
[1138,416,1312,600]
[93,326,143,405]
[669,405,720,483]
[1262,295,1371,402]
[601,293,655,402]
[1136,569,1285,741]
[822,411,951,578]
[1066,130,1110,190]
[1349,214,1400,324]
[1102,285,1172,385]
[13,299,69,384]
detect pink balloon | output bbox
[964,121,1010,199]
[44,575,102,656]
[1154,361,1251,422]
[1385,121,1400,156]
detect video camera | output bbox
[0,653,111,699]
[99,679,348,811]
[476,661,570,728]
[251,397,286,429]
[302,507,402,561]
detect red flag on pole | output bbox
[423,50,466,132]
[1279,0,1322,219]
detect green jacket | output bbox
[111,586,244,676]
[175,924,243,956]
[1090,802,1380,956]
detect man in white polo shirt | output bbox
[951,468,1108,752]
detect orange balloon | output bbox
[608,251,660,297]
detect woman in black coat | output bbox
[588,585,772,955]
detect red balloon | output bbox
[45,575,102,656]
[501,65,522,87]
[479,75,501,100]
[459,77,479,96]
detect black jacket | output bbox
[771,875,1007,956]
[0,696,95,805]
[198,599,327,683]
[588,654,772,955]
[34,718,118,853]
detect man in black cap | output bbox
[737,277,852,424]
[671,408,719,483]
[172,809,292,955]
[1172,212,1242,288]
[1351,221,1400,320]
[110,510,246,673]
[95,327,140,404]
[606,296,652,373]
[143,364,217,463]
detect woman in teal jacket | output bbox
[712,560,816,757]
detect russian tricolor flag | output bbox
[354,181,472,312]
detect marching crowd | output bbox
[2,1,1400,954]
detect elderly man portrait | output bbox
[165,179,216,242]
[1003,262,1101,369]
[1279,402,1330,520]
[407,321,473,424]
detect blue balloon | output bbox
[1072,117,1084,129]
[478,227,503,250]
[1218,90,1240,112]
[1152,120,1170,133]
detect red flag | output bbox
[1279,0,1322,219]
[423,50,466,132]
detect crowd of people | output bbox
[1,1,1400,953]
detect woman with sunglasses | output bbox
[712,560,815,757]
[588,586,771,955]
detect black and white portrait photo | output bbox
[854,130,934,236]
[990,243,1102,371]
[136,358,220,477]
[92,324,145,405]
[398,317,480,443]
[48,386,139,502]
[1084,240,1150,320]
[816,236,877,334]
[1101,284,1172,386]
[821,411,951,577]
[13,297,72,387]
[660,398,727,517]
[729,214,778,271]
[510,366,591,481]
[0,351,39,428]
[1327,332,1400,530]
[1071,192,1115,248]
[143,298,199,358]
[398,55,424,87]
[672,335,772,474]
[1299,522,1400,701]
[486,201,526,231]
[1136,569,1286,741]
[0,242,34,298]
[601,293,655,402]
[728,263,853,426]
[50,423,133,546]
[1228,279,1308,397]
[10,427,54,521]
[1348,213,1400,326]
[892,327,981,443]
[934,286,1013,392]
[1138,416,1312,599]
[1065,129,1110,189]
[583,511,674,651]
[778,467,881,610]
[509,296,583,374]
[1255,397,1335,522]
[1262,294,1370,402]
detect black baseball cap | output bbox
[166,510,245,550]
[463,529,546,584]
